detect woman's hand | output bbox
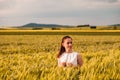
[66,63,73,67]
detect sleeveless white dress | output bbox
[58,52,78,66]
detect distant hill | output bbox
[21,23,68,28]
[109,24,120,26]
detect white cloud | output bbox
[0,0,120,26]
[1,0,119,14]
[0,0,16,9]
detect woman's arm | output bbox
[58,58,66,67]
[77,54,83,67]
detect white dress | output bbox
[58,52,78,66]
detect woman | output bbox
[57,36,83,67]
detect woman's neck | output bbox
[65,49,72,53]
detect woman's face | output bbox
[62,38,72,51]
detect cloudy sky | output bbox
[0,0,120,27]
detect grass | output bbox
[0,33,120,80]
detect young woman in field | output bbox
[57,36,83,67]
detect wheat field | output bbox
[0,34,120,80]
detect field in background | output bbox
[0,30,120,35]
[0,31,120,80]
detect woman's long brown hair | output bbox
[57,36,72,58]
